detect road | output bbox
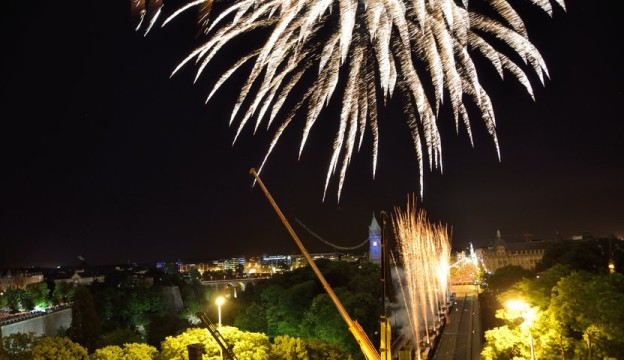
[0,304,71,326]
[434,286,481,360]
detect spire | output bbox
[493,229,507,247]
[491,229,504,248]
[369,212,380,231]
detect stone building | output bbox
[0,269,44,291]
[52,269,105,286]
[479,230,558,273]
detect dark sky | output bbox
[1,0,622,267]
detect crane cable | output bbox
[294,218,370,250]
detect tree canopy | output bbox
[0,332,36,360]
[31,337,88,360]
[233,259,380,358]
[91,343,159,360]
[482,266,624,359]
[67,285,101,352]
[160,326,271,360]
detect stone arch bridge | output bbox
[201,276,271,298]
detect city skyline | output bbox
[1,0,622,267]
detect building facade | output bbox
[479,230,558,273]
[0,269,44,292]
[53,269,105,286]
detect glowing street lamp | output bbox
[216,296,225,327]
[506,300,535,360]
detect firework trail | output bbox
[392,195,451,353]
[134,0,565,200]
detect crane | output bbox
[250,168,381,360]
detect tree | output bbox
[4,288,23,313]
[121,343,159,360]
[52,282,75,304]
[482,299,551,360]
[146,314,191,349]
[178,283,202,318]
[220,326,271,360]
[481,325,527,360]
[344,292,379,340]
[31,337,88,360]
[234,302,267,334]
[482,269,624,359]
[26,282,51,309]
[92,279,166,331]
[188,267,201,281]
[0,290,7,309]
[231,260,380,358]
[486,265,533,293]
[91,343,159,360]
[160,326,271,360]
[19,288,35,311]
[92,286,123,331]
[537,240,607,273]
[551,272,624,359]
[261,284,302,338]
[0,332,36,360]
[300,293,353,354]
[270,335,308,360]
[515,264,572,310]
[127,286,167,330]
[347,262,381,295]
[304,338,353,360]
[97,329,143,348]
[67,286,101,352]
[269,335,351,360]
[160,327,215,360]
[90,346,124,360]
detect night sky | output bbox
[1,0,622,267]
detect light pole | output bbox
[506,300,535,360]
[215,296,225,359]
[216,296,225,327]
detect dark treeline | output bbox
[232,259,382,358]
[1,259,383,359]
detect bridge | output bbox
[201,276,271,297]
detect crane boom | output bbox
[250,168,380,360]
[197,313,239,360]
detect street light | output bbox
[215,296,226,360]
[216,296,225,327]
[506,300,535,360]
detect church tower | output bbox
[369,213,382,264]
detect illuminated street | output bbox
[434,285,481,360]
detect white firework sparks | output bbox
[135,0,565,200]
[392,196,451,352]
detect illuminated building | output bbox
[369,214,382,265]
[0,269,44,291]
[53,269,105,286]
[480,230,557,273]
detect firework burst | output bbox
[392,195,451,351]
[134,0,565,200]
